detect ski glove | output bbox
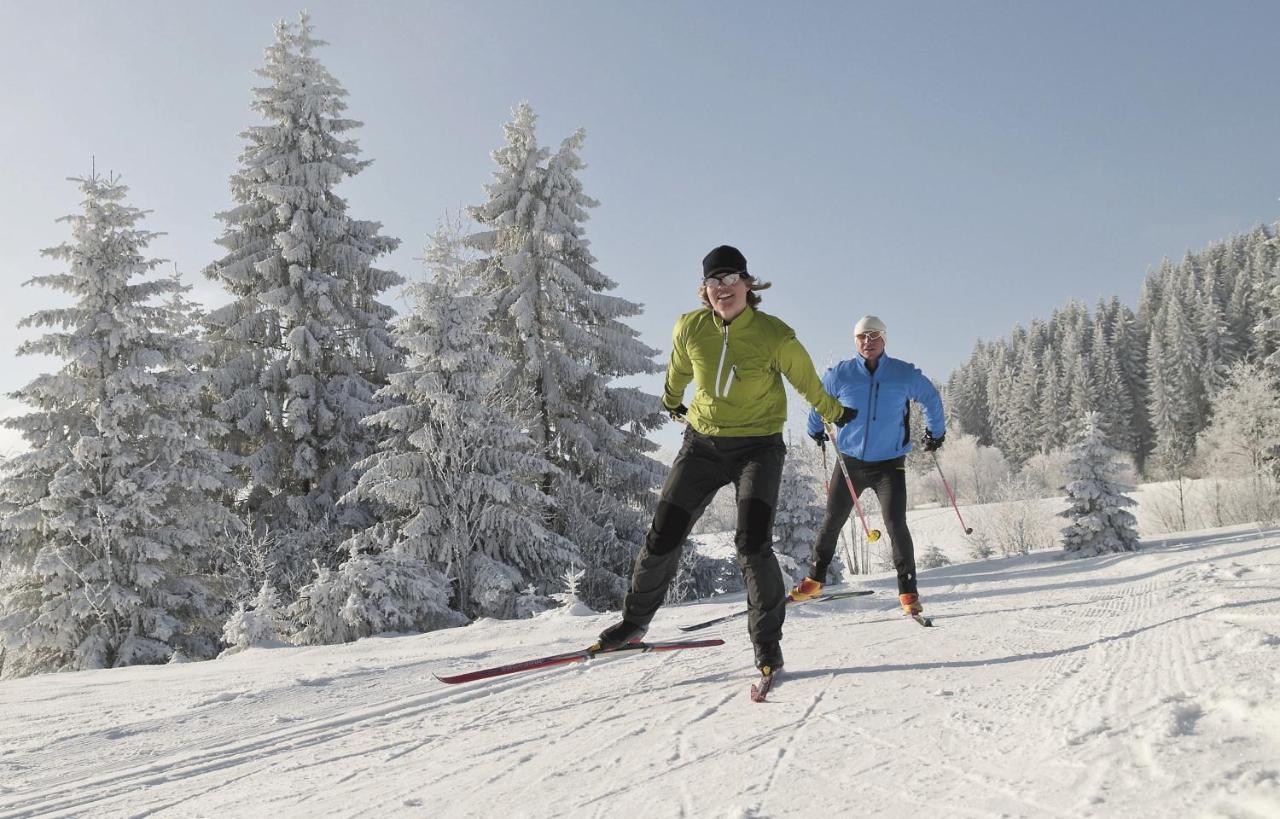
[834,406,858,427]
[923,431,945,452]
[810,429,829,446]
[668,403,688,424]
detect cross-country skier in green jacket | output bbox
[594,245,857,673]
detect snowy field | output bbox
[1,523,1277,818]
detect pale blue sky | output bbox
[2,1,1278,453]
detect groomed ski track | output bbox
[1,523,1277,818]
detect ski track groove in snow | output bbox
[2,525,1278,818]
[0,658,588,817]
[758,685,828,804]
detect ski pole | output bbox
[823,422,882,542]
[820,438,830,495]
[931,451,972,535]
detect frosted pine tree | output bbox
[1147,295,1200,475]
[203,13,402,597]
[1108,299,1149,469]
[1059,412,1139,557]
[0,174,237,676]
[1090,320,1133,451]
[294,223,575,642]
[1036,348,1065,453]
[467,104,666,608]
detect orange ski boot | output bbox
[788,577,824,602]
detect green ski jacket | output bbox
[662,306,844,437]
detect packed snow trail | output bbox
[1,524,1277,818]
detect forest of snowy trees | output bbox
[0,13,1277,678]
[0,15,662,676]
[947,231,1280,479]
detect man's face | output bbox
[704,272,750,321]
[856,329,885,361]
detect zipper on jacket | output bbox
[861,376,874,459]
[724,365,737,396]
[714,325,730,397]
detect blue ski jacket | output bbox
[805,353,945,462]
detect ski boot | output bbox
[787,577,824,602]
[592,619,647,652]
[899,593,923,616]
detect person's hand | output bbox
[834,406,858,427]
[810,428,828,446]
[668,403,688,423]
[923,431,945,452]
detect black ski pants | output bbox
[808,454,918,596]
[622,427,787,644]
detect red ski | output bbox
[434,638,725,685]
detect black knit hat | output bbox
[702,245,748,278]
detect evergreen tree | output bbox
[1059,412,1139,557]
[1109,299,1149,469]
[1004,324,1043,466]
[202,13,402,597]
[1090,320,1132,451]
[466,103,666,608]
[1195,264,1232,403]
[0,174,236,676]
[1036,347,1065,454]
[1148,293,1200,474]
[1135,261,1170,341]
[946,342,992,444]
[294,224,574,642]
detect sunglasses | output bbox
[703,272,746,288]
[855,331,884,341]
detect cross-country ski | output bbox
[433,638,725,685]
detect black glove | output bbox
[810,428,829,446]
[923,431,945,452]
[668,403,688,423]
[834,406,858,428]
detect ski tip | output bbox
[750,668,779,702]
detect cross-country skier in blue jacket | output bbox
[790,314,946,618]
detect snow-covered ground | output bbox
[2,523,1278,818]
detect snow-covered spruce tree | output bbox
[293,223,575,642]
[0,174,237,676]
[1059,412,1139,558]
[203,14,402,598]
[466,104,666,609]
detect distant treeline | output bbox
[947,225,1280,475]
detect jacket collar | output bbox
[712,305,756,330]
[854,352,893,374]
